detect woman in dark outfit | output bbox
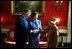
[47,17,58,48]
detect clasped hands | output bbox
[30,30,44,34]
[30,30,39,34]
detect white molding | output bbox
[67,1,71,43]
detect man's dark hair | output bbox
[23,10,28,15]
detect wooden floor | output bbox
[3,41,71,48]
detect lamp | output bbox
[54,1,63,11]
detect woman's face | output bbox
[34,14,38,19]
[36,14,38,19]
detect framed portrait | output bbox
[11,1,45,16]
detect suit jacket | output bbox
[14,15,33,41]
[30,19,43,36]
[30,19,42,31]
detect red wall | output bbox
[39,1,68,26]
[1,1,16,27]
[1,1,69,28]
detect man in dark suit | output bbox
[14,10,33,48]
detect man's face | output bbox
[25,12,31,19]
[26,15,29,18]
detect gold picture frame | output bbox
[11,1,45,16]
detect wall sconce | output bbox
[54,1,63,11]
